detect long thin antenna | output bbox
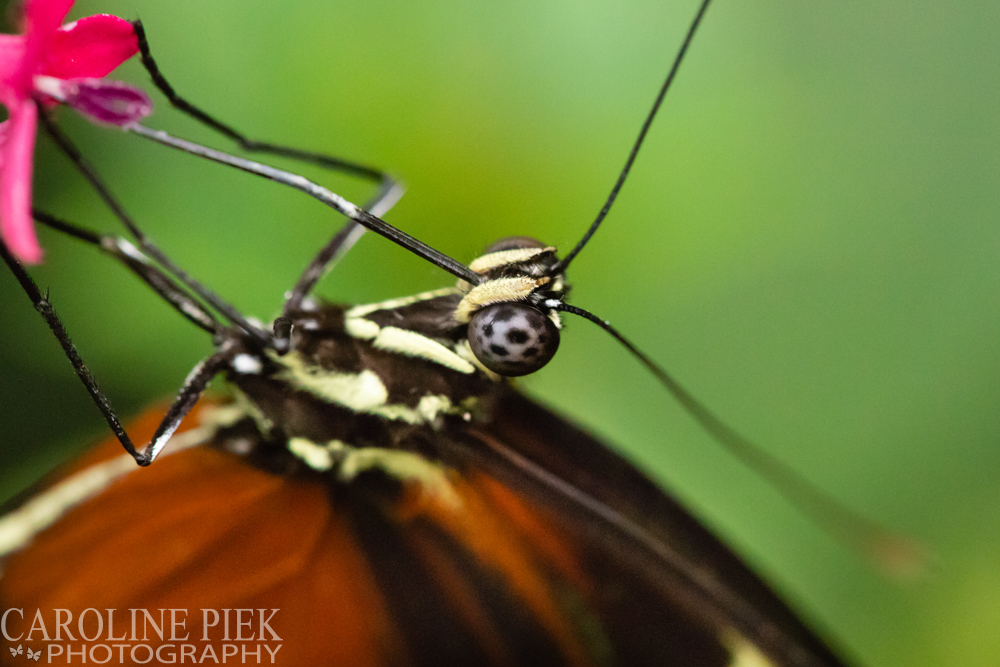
[555,302,925,575]
[555,0,712,273]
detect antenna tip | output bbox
[864,531,934,581]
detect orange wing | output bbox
[1,404,625,666]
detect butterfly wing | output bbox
[1,404,618,666]
[1,405,405,666]
[0,387,847,667]
[445,390,848,666]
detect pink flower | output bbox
[0,0,149,264]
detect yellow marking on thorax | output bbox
[344,318,475,374]
[343,316,380,339]
[454,276,549,323]
[467,246,556,273]
[346,287,459,319]
[271,350,389,411]
[375,327,474,374]
[270,350,463,424]
[370,394,455,424]
[288,437,347,471]
[284,438,461,514]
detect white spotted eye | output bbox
[468,303,559,376]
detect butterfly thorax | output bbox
[208,236,568,489]
[214,296,484,469]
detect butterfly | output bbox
[0,1,871,666]
[23,649,39,663]
[5,647,19,659]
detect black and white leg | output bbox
[2,237,227,466]
[36,106,269,345]
[31,210,221,334]
[1,241,145,463]
[124,122,478,285]
[142,347,233,464]
[132,20,393,187]
[131,21,411,312]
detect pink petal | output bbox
[0,35,27,89]
[21,0,75,88]
[0,100,41,264]
[24,0,75,41]
[44,14,139,79]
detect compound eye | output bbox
[482,236,545,254]
[468,303,559,376]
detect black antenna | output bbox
[554,0,712,273]
[554,301,924,574]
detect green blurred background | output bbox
[1,0,997,664]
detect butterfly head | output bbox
[458,236,566,377]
